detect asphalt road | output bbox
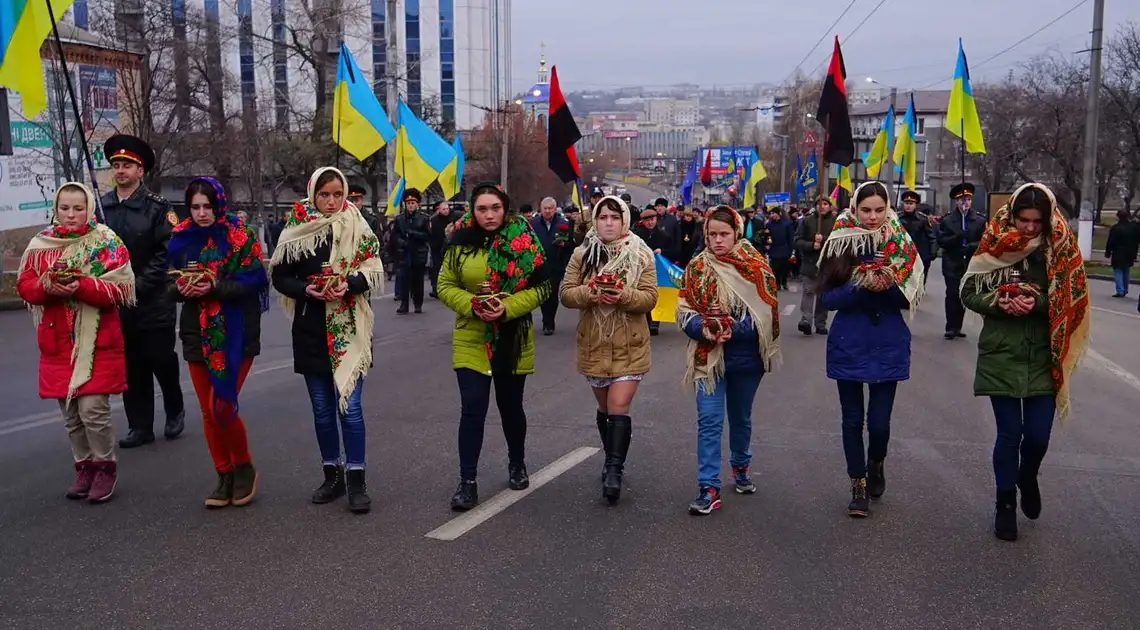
[1,266,1139,630]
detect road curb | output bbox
[0,298,25,311]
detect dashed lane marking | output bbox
[425,446,600,542]
[1091,305,1140,321]
[781,304,796,316]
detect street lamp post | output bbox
[772,133,789,195]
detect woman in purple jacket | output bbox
[818,182,925,518]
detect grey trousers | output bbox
[59,395,116,462]
[799,274,829,329]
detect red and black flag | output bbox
[699,149,713,186]
[548,65,582,183]
[816,36,854,166]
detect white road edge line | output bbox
[1085,348,1140,394]
[1091,305,1140,321]
[781,304,796,316]
[425,446,600,542]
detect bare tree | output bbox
[1102,22,1140,212]
[969,77,1032,193]
[463,106,565,206]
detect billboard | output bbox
[699,146,756,177]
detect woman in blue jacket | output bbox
[818,182,925,518]
[677,206,782,515]
[765,207,797,290]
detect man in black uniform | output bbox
[897,190,935,287]
[937,182,987,340]
[100,134,186,448]
[393,188,431,314]
[349,184,383,237]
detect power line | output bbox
[910,0,1090,90]
[809,0,890,76]
[781,0,860,85]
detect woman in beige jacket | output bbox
[561,195,658,504]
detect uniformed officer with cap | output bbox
[897,190,935,287]
[348,183,383,238]
[393,187,430,314]
[100,134,186,448]
[936,182,987,340]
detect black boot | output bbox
[595,410,608,479]
[118,429,155,449]
[995,490,1018,541]
[450,479,478,511]
[346,468,371,514]
[508,462,529,490]
[164,410,186,440]
[1018,462,1042,520]
[602,415,632,504]
[848,477,869,517]
[311,464,346,504]
[867,459,886,499]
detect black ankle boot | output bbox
[867,459,886,499]
[508,462,529,490]
[450,479,478,511]
[1018,464,1042,520]
[311,464,346,504]
[602,415,632,504]
[847,477,869,517]
[995,489,1018,541]
[346,469,371,513]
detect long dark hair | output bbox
[581,197,626,277]
[185,179,219,216]
[449,182,551,374]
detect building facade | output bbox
[73,0,510,131]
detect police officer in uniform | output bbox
[349,184,383,237]
[897,190,935,287]
[936,182,987,340]
[101,134,187,448]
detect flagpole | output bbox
[46,0,104,222]
[959,119,966,185]
[335,42,343,171]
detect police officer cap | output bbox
[589,186,605,197]
[404,188,423,202]
[654,197,669,207]
[901,190,921,203]
[950,182,975,199]
[619,192,632,202]
[104,134,155,172]
[348,184,368,196]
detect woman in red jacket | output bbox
[17,182,135,503]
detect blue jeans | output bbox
[456,368,527,481]
[837,380,898,478]
[304,374,366,469]
[990,395,1055,491]
[1113,267,1130,296]
[695,370,763,489]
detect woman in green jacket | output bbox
[437,183,552,511]
[961,183,1090,542]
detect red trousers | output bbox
[188,358,254,473]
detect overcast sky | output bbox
[512,0,1140,94]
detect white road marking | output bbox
[369,292,395,302]
[787,284,800,293]
[1085,348,1140,394]
[1092,305,1140,321]
[425,446,600,541]
[781,304,796,316]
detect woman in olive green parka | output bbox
[961,183,1089,543]
[437,183,551,512]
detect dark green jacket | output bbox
[794,211,838,277]
[961,250,1055,398]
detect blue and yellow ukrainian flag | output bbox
[741,149,767,209]
[893,94,919,191]
[862,103,894,179]
[651,253,684,324]
[0,0,75,118]
[385,177,406,216]
[333,42,396,161]
[946,39,986,154]
[438,133,465,200]
[395,100,458,193]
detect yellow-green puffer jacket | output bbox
[437,247,547,376]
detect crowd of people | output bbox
[16,133,1109,542]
